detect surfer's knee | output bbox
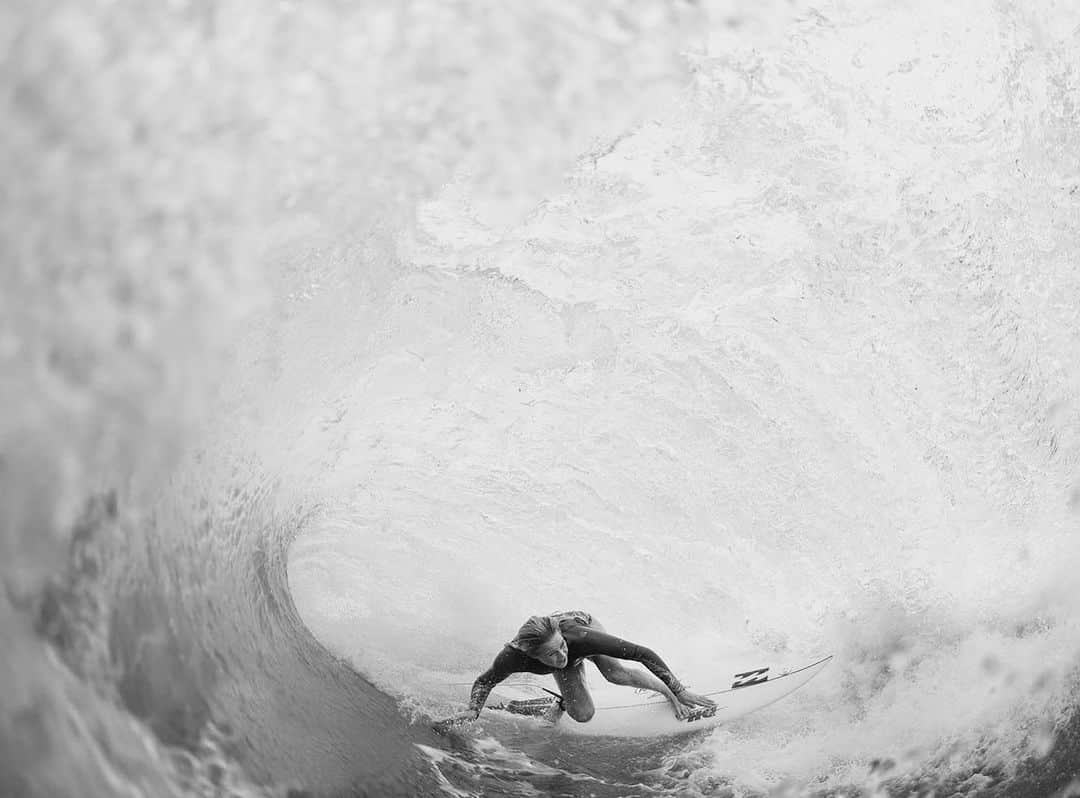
[566,703,595,723]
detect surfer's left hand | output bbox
[674,689,716,713]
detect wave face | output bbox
[4,1,1080,796]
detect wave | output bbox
[4,1,1080,797]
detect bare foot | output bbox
[541,700,564,725]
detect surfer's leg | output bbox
[552,661,594,722]
[592,655,671,697]
[591,654,636,685]
[540,698,563,724]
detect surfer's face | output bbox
[533,633,569,668]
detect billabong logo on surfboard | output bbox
[731,667,769,689]
[684,704,722,723]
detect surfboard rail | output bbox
[488,654,833,738]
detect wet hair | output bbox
[510,615,560,654]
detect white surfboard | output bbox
[487,655,832,738]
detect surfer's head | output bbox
[511,615,569,668]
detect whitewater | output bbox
[3,1,1080,796]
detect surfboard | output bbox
[487,655,832,738]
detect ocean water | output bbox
[3,1,1080,796]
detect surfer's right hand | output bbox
[432,710,478,734]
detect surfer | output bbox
[435,610,715,731]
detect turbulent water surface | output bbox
[3,1,1080,796]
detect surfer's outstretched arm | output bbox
[574,630,685,691]
[433,646,530,732]
[467,645,531,715]
[576,630,716,717]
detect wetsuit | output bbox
[468,611,685,715]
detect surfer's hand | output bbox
[668,699,690,719]
[675,689,716,710]
[432,710,478,733]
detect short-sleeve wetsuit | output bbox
[468,611,685,715]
